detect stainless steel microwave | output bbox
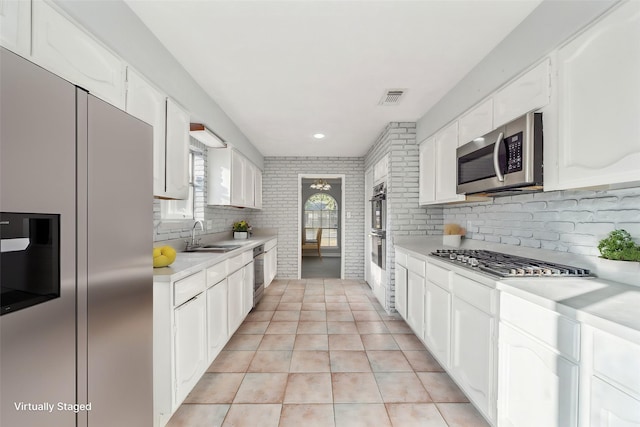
[456,112,543,196]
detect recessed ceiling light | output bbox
[313,133,326,139]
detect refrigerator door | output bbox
[78,94,154,427]
[0,48,77,427]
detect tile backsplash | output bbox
[443,187,640,257]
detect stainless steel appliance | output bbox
[253,244,265,306]
[369,182,387,270]
[371,231,386,271]
[1,48,153,427]
[370,182,386,232]
[457,112,543,196]
[431,249,591,278]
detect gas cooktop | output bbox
[430,249,592,278]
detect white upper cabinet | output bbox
[31,1,126,109]
[125,68,168,197]
[164,98,190,200]
[373,156,388,184]
[553,0,640,190]
[0,0,30,56]
[209,147,262,209]
[458,98,493,146]
[493,59,550,128]
[418,138,436,205]
[435,122,465,203]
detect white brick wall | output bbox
[250,157,366,279]
[444,187,640,256]
[365,122,443,312]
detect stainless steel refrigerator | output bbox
[1,47,153,427]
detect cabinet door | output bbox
[435,122,464,203]
[254,168,263,209]
[206,279,228,362]
[243,262,254,315]
[271,247,278,282]
[125,68,167,197]
[227,268,244,335]
[31,1,125,109]
[406,271,425,339]
[424,280,450,368]
[244,161,255,208]
[165,98,190,199]
[555,1,640,189]
[230,150,245,206]
[174,294,207,407]
[451,295,494,421]
[418,138,436,205]
[498,323,578,427]
[394,264,408,320]
[493,59,550,128]
[590,376,640,427]
[458,99,493,146]
[0,0,30,56]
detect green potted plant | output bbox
[597,229,640,262]
[232,220,251,239]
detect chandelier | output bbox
[310,179,331,191]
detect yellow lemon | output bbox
[153,245,176,268]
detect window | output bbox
[161,150,204,220]
[304,193,338,247]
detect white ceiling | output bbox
[125,0,542,157]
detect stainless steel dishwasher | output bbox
[253,245,265,307]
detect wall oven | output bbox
[1,212,60,315]
[370,182,386,232]
[370,182,386,270]
[457,112,543,196]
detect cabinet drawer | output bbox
[241,249,253,265]
[500,292,579,361]
[427,262,450,289]
[265,238,277,252]
[407,256,426,277]
[451,273,495,315]
[206,261,227,287]
[396,250,408,268]
[592,328,640,397]
[174,270,205,307]
[228,253,244,273]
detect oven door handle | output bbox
[493,131,505,182]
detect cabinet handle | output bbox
[493,132,505,182]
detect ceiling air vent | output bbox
[379,89,406,106]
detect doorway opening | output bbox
[298,175,345,279]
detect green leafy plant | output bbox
[597,229,640,262]
[232,220,250,232]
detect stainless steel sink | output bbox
[185,244,242,253]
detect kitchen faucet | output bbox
[186,220,204,251]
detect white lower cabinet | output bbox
[206,278,228,362]
[424,279,450,368]
[174,293,207,407]
[227,268,244,336]
[590,377,640,427]
[394,263,408,320]
[451,294,495,422]
[498,322,579,427]
[407,270,425,339]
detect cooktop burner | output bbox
[430,249,592,278]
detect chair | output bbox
[302,228,323,258]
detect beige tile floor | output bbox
[167,279,490,427]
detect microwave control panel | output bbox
[504,131,523,173]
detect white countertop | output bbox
[153,235,277,283]
[394,235,640,343]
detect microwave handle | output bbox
[493,132,505,182]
